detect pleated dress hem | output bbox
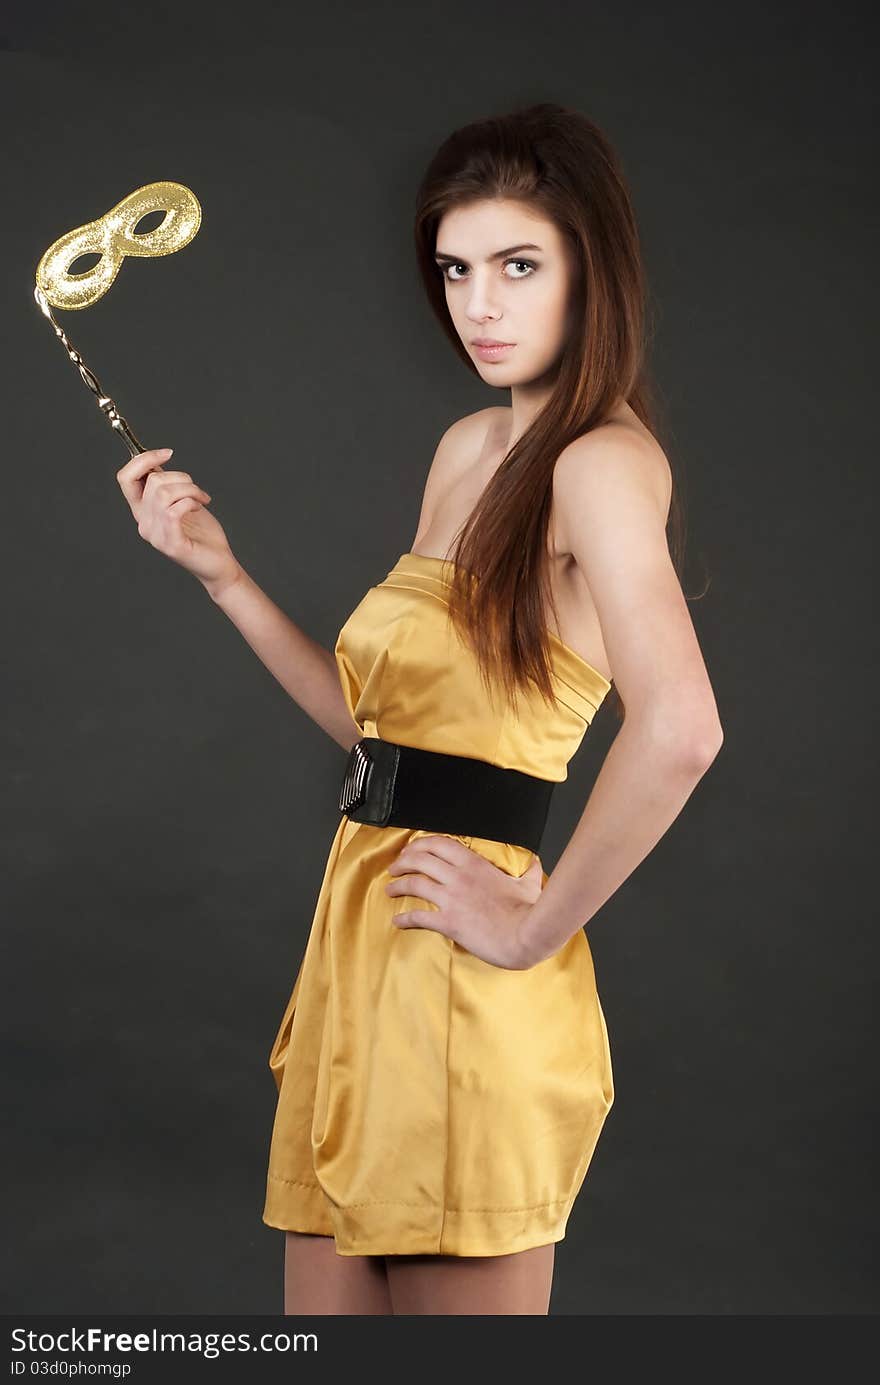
[262,1174,579,1257]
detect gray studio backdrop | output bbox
[2,0,876,1315]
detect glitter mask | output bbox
[33,181,202,453]
[35,181,201,311]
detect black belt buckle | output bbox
[338,737,401,825]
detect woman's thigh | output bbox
[284,1232,393,1315]
[383,1242,556,1315]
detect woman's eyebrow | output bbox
[434,242,543,264]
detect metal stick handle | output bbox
[33,284,145,457]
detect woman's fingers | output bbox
[157,480,211,509]
[116,447,174,511]
[136,481,211,540]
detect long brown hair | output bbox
[414,102,694,726]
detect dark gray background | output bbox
[2,0,876,1315]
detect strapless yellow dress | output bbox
[262,551,615,1257]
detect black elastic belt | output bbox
[338,736,555,854]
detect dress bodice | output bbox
[334,551,611,785]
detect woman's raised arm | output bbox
[116,447,360,751]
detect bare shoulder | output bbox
[431,405,506,477]
[417,405,503,505]
[552,417,672,556]
[410,407,504,552]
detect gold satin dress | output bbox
[262,551,615,1257]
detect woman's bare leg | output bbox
[383,1242,556,1315]
[284,1232,393,1315]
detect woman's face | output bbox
[435,198,578,386]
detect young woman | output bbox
[116,103,723,1315]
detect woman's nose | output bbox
[465,287,500,320]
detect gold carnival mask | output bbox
[33,181,202,453]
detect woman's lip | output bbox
[473,342,516,359]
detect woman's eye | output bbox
[441,259,537,282]
[505,259,537,278]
